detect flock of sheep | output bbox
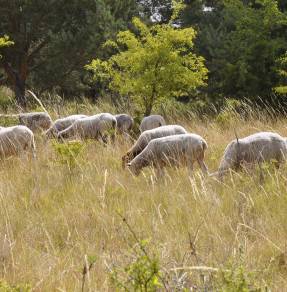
[0,111,287,180]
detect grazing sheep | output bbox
[19,112,53,131]
[45,114,87,138]
[0,125,36,159]
[115,114,134,136]
[127,133,208,177]
[139,115,166,132]
[57,113,117,143]
[0,112,53,132]
[122,125,188,169]
[217,132,287,180]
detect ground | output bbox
[0,105,287,291]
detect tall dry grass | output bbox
[0,102,286,290]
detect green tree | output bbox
[218,0,287,97]
[0,35,13,55]
[87,17,208,115]
[274,52,287,94]
[178,0,287,101]
[0,0,138,106]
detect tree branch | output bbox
[28,37,50,62]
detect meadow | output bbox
[0,100,287,291]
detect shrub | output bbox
[217,265,264,291]
[0,280,31,292]
[52,140,85,172]
[110,240,162,291]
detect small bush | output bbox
[52,140,85,171]
[0,280,31,292]
[110,240,162,291]
[217,265,264,292]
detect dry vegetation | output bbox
[0,102,287,291]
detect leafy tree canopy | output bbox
[0,0,138,106]
[0,36,13,49]
[274,52,287,94]
[87,17,208,115]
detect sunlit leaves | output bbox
[87,17,208,115]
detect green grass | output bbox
[0,103,286,290]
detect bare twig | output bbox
[26,90,48,113]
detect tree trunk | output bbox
[2,61,27,108]
[144,103,153,116]
[144,84,156,116]
[14,74,27,108]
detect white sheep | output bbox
[127,133,208,177]
[0,112,53,132]
[139,115,166,132]
[0,125,36,159]
[45,114,87,138]
[122,125,188,168]
[57,113,117,143]
[114,114,134,136]
[216,132,287,180]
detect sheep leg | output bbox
[155,166,165,179]
[187,161,194,177]
[31,141,36,160]
[198,150,208,174]
[197,159,208,175]
[111,132,116,144]
[98,132,108,144]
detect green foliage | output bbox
[180,0,287,100]
[216,99,242,128]
[0,35,13,52]
[87,17,208,115]
[0,280,31,292]
[219,0,287,97]
[217,265,262,292]
[169,0,185,23]
[0,35,13,62]
[52,140,85,171]
[0,0,138,102]
[110,240,162,291]
[226,0,285,97]
[274,52,287,94]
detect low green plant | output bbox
[217,265,263,292]
[0,280,31,292]
[52,140,85,171]
[110,239,162,291]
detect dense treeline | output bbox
[0,0,286,110]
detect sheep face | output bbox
[127,162,141,176]
[217,141,239,177]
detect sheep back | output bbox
[139,115,166,132]
[0,125,35,158]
